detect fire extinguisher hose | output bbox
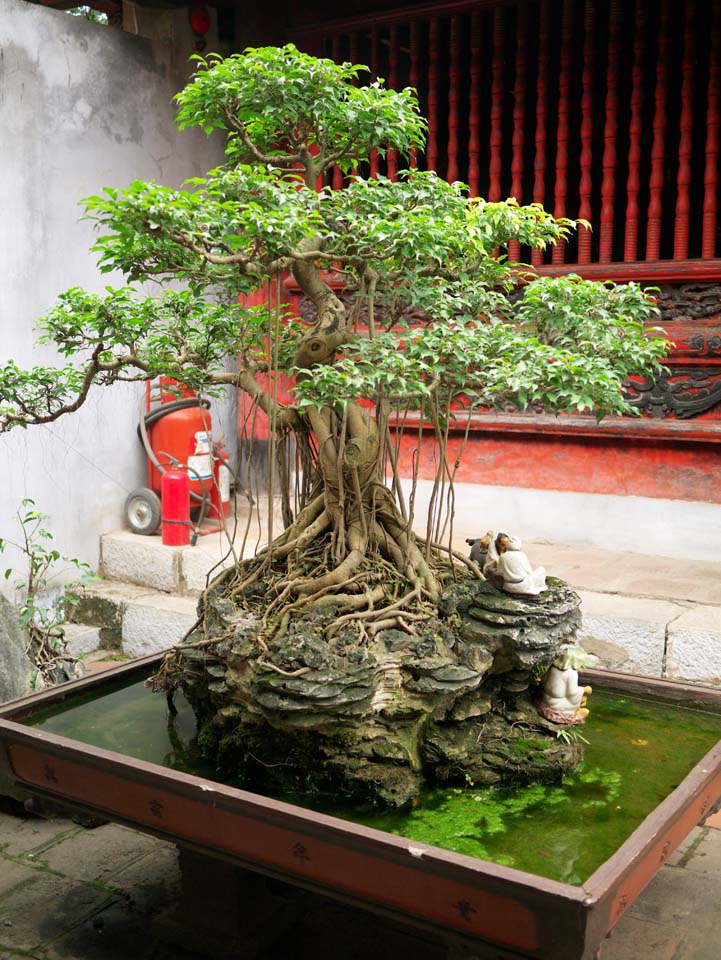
[137,397,211,508]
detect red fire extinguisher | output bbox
[161,469,191,546]
[209,443,232,519]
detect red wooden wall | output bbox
[238,0,721,504]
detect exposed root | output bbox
[257,660,311,678]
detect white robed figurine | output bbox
[484,533,547,596]
[538,647,593,725]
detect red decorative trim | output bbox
[508,4,528,262]
[332,35,344,190]
[409,21,420,170]
[446,16,460,183]
[427,18,440,173]
[646,0,671,260]
[551,0,573,265]
[599,0,621,264]
[532,259,721,283]
[387,26,400,181]
[488,6,505,201]
[703,0,721,259]
[624,1,646,263]
[531,0,550,266]
[674,3,696,260]
[577,0,595,265]
[369,28,380,178]
[467,10,482,196]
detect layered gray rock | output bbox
[0,595,34,703]
[173,577,584,806]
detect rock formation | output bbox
[171,576,585,807]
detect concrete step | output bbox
[99,502,284,595]
[68,578,198,659]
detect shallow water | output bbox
[24,676,721,885]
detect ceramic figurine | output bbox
[538,647,593,725]
[483,532,547,596]
[466,531,493,567]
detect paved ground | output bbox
[1,800,720,959]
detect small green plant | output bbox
[555,727,591,747]
[0,499,97,685]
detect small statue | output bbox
[538,647,593,725]
[483,532,547,596]
[466,531,493,568]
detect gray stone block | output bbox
[666,606,721,685]
[62,623,101,658]
[0,595,33,703]
[121,593,198,658]
[577,591,683,676]
[101,531,182,593]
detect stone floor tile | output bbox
[0,871,112,953]
[109,842,180,899]
[0,855,39,897]
[599,914,683,960]
[38,823,163,886]
[0,812,79,858]
[675,824,721,878]
[665,825,704,866]
[625,867,710,925]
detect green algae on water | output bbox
[25,680,721,885]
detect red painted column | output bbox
[577,0,595,264]
[703,0,721,258]
[599,0,621,264]
[409,20,420,170]
[386,26,400,181]
[349,31,360,179]
[531,0,550,266]
[446,16,460,183]
[427,18,440,173]
[552,0,573,264]
[369,27,380,178]
[488,7,505,201]
[332,34,344,190]
[674,3,695,260]
[467,10,482,196]
[508,4,528,262]
[624,0,646,263]
[646,0,671,261]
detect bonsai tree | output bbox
[0,46,667,804]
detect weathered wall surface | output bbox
[0,1,230,590]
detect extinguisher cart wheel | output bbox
[124,488,162,536]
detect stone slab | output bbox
[62,623,102,658]
[0,813,80,858]
[121,593,198,658]
[599,913,683,960]
[666,605,721,685]
[0,868,111,953]
[38,823,163,887]
[577,591,684,676]
[0,856,38,898]
[675,824,721,878]
[69,578,158,650]
[181,539,239,594]
[101,531,182,593]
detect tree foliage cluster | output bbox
[0,45,667,633]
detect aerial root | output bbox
[256,659,311,678]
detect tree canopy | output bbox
[0,43,671,805]
[0,44,667,606]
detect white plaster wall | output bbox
[0,1,230,590]
[403,479,721,563]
